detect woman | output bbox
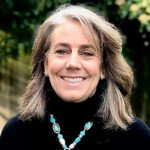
[0,4,150,150]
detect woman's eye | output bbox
[55,49,69,55]
[82,51,94,56]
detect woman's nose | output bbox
[65,52,81,69]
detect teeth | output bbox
[63,77,84,82]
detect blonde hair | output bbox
[20,4,134,130]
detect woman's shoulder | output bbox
[1,115,48,137]
[1,115,44,135]
[0,115,24,149]
[124,117,150,143]
[106,117,150,149]
[129,117,150,134]
[0,115,48,149]
[1,115,24,135]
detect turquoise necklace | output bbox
[50,114,93,150]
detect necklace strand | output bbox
[50,114,93,150]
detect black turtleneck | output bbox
[1,79,150,150]
[43,78,106,146]
[45,79,105,145]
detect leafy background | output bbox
[0,0,150,132]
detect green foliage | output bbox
[0,0,70,64]
[115,0,150,32]
[0,30,18,65]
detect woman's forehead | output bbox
[50,19,100,53]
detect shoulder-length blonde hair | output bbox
[20,4,134,130]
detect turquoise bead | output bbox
[75,137,81,144]
[62,145,67,149]
[85,122,92,130]
[53,123,60,133]
[50,117,55,123]
[58,134,63,139]
[80,131,85,136]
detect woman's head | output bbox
[32,4,122,78]
[21,4,134,129]
[44,19,102,103]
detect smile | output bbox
[61,77,85,83]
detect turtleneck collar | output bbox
[44,79,107,143]
[45,78,106,124]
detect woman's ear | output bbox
[44,59,48,77]
[100,72,105,80]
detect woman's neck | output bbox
[45,79,106,123]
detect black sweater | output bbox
[1,86,150,150]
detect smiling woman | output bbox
[0,4,150,150]
[44,20,101,102]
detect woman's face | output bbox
[45,20,102,102]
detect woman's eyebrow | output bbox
[79,44,94,49]
[54,43,70,48]
[54,42,94,49]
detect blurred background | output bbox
[0,0,150,134]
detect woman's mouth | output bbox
[61,76,85,83]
